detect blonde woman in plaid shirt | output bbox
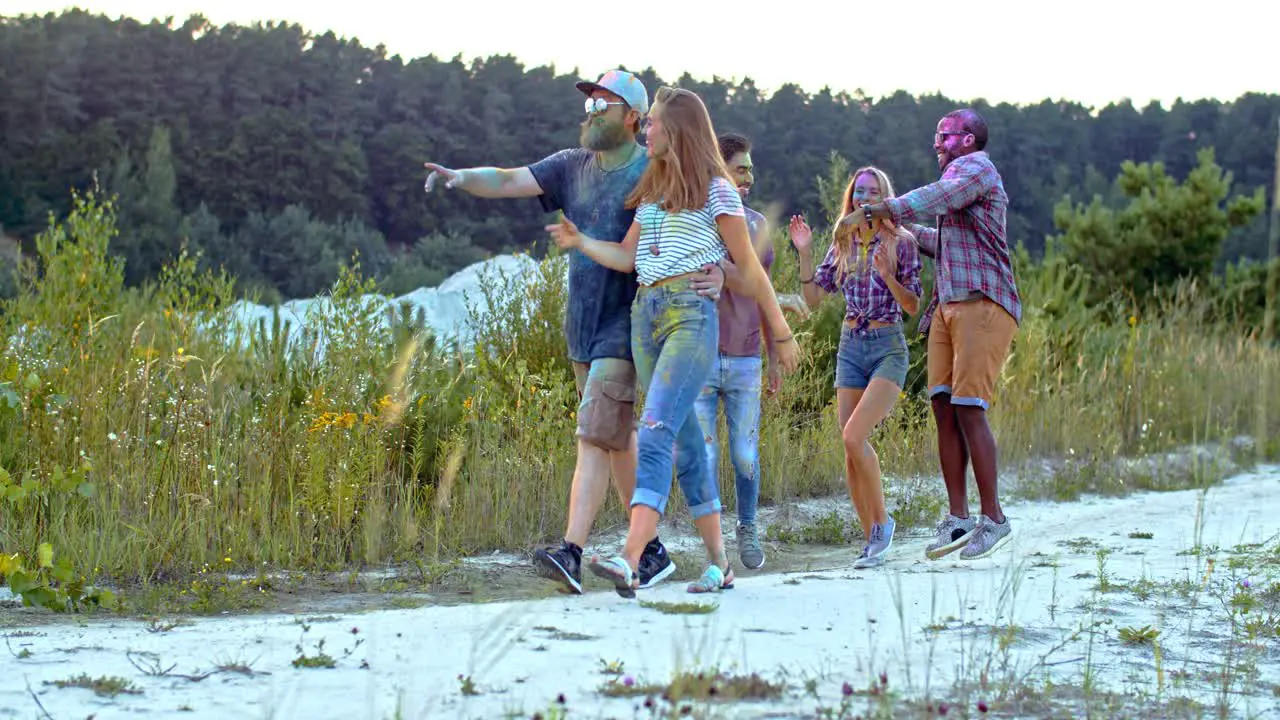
[790,166,923,569]
[851,108,1022,561]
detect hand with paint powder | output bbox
[423,163,463,192]
[690,263,725,301]
[546,215,638,274]
[546,214,583,250]
[872,242,897,281]
[777,293,810,319]
[787,215,813,253]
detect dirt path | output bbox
[4,465,1280,719]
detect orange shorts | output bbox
[926,297,1017,410]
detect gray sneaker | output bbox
[853,516,895,569]
[959,516,1012,560]
[925,514,978,560]
[737,523,765,569]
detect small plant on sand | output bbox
[46,673,141,698]
[639,600,719,615]
[1118,625,1161,646]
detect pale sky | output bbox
[5,0,1278,109]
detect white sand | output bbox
[4,464,1279,719]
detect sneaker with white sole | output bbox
[853,515,895,569]
[925,514,978,560]
[637,536,676,589]
[532,540,583,594]
[958,515,1012,560]
[737,523,765,569]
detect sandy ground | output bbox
[4,464,1280,719]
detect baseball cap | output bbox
[576,69,649,115]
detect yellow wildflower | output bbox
[308,412,335,433]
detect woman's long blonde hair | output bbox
[832,166,904,282]
[626,87,733,212]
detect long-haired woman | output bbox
[788,166,922,568]
[549,86,800,595]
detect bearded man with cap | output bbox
[423,69,726,594]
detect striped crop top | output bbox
[633,176,743,286]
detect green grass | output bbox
[0,188,1278,613]
[45,673,141,698]
[598,668,785,702]
[639,599,719,615]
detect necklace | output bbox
[648,207,664,256]
[845,234,879,319]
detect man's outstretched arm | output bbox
[853,154,997,229]
[423,163,544,199]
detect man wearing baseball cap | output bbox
[423,69,726,594]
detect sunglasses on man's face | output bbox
[585,97,627,115]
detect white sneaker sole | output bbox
[853,555,886,569]
[925,527,977,560]
[960,530,1012,560]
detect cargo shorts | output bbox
[572,357,637,452]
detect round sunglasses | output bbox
[584,97,627,115]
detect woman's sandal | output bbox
[687,563,735,594]
[588,555,639,598]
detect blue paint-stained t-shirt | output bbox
[528,146,649,364]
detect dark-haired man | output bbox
[691,132,776,570]
[850,108,1021,561]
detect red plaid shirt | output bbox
[884,151,1022,335]
[813,233,923,332]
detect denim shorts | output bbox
[835,324,909,390]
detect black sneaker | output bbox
[533,540,583,594]
[636,536,676,589]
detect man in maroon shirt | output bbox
[691,133,779,570]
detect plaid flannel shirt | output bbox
[814,233,923,332]
[884,151,1022,335]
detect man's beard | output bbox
[580,118,629,152]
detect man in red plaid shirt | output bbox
[851,108,1021,561]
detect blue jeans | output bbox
[630,281,721,519]
[693,355,762,526]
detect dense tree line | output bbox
[0,10,1276,301]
